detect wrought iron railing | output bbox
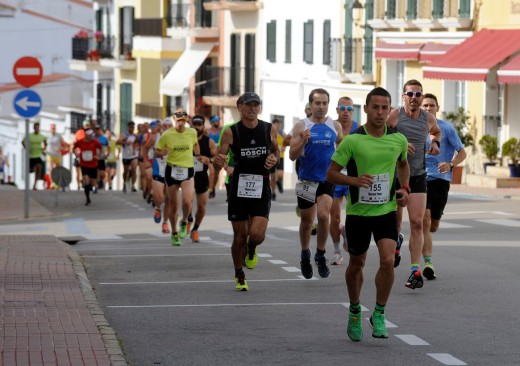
[203,66,257,97]
[167,3,189,28]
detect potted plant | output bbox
[478,134,499,173]
[501,137,520,177]
[445,107,474,183]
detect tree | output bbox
[445,107,474,147]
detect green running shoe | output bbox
[370,311,389,339]
[171,233,181,246]
[347,311,363,341]
[245,246,258,269]
[179,222,188,239]
[235,273,248,291]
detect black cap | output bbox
[238,92,261,105]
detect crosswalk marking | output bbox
[395,334,430,346]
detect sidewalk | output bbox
[0,234,127,365]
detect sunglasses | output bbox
[174,112,188,118]
[337,105,354,112]
[405,91,423,98]
[192,120,204,125]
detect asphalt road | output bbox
[3,189,520,365]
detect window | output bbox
[230,34,241,96]
[459,0,471,18]
[323,20,331,65]
[120,83,132,134]
[266,20,276,62]
[303,20,314,64]
[443,80,466,116]
[285,20,291,63]
[406,0,417,19]
[119,6,134,57]
[432,0,444,19]
[386,0,396,19]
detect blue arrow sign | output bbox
[13,89,42,118]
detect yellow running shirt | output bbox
[156,127,198,167]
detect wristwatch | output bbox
[449,162,454,171]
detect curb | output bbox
[64,240,129,366]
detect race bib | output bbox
[295,180,319,203]
[170,166,188,180]
[193,157,204,172]
[237,174,263,198]
[359,173,390,204]
[82,150,93,161]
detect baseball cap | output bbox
[150,120,159,128]
[239,92,261,105]
[85,129,94,136]
[163,117,173,126]
[210,115,220,123]
[192,115,205,125]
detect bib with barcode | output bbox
[171,166,188,180]
[359,173,389,204]
[295,180,319,202]
[237,174,263,198]
[193,157,204,172]
[82,150,93,161]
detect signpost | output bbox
[12,56,43,219]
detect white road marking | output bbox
[285,226,300,232]
[435,222,471,229]
[445,210,512,216]
[108,301,351,309]
[100,278,312,285]
[76,246,169,251]
[82,234,122,240]
[476,218,520,227]
[395,334,430,345]
[364,318,398,328]
[427,353,467,365]
[258,253,272,258]
[341,303,369,311]
[268,259,288,265]
[297,275,318,280]
[215,229,234,235]
[282,266,302,273]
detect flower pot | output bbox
[451,165,463,184]
[508,164,520,177]
[483,162,497,174]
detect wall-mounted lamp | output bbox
[350,0,364,24]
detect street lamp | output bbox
[350,0,364,24]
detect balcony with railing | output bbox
[367,0,472,30]
[69,32,114,72]
[201,66,257,107]
[203,0,263,12]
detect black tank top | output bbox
[197,134,211,173]
[230,120,272,177]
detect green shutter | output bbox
[406,0,417,20]
[119,83,132,135]
[266,21,276,62]
[459,0,471,18]
[323,20,331,65]
[285,20,292,63]
[432,0,444,19]
[303,20,313,64]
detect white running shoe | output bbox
[331,252,343,265]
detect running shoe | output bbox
[209,190,215,199]
[370,312,389,339]
[179,222,188,239]
[277,180,284,193]
[311,223,317,236]
[153,209,161,224]
[131,186,137,192]
[423,263,437,280]
[347,311,363,342]
[405,270,424,289]
[190,230,200,243]
[245,246,258,269]
[235,273,248,291]
[162,222,170,234]
[315,255,330,278]
[171,233,181,246]
[331,252,343,266]
[394,233,404,268]
[300,258,313,279]
[187,213,194,233]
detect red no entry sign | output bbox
[13,56,43,87]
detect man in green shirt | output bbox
[22,122,47,190]
[326,87,410,341]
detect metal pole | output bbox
[24,118,30,218]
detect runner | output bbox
[73,129,102,205]
[289,88,343,279]
[151,118,173,234]
[155,111,201,246]
[190,115,217,242]
[330,97,358,265]
[93,126,109,192]
[327,86,410,341]
[213,92,279,291]
[104,130,119,190]
[117,121,138,192]
[142,121,158,204]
